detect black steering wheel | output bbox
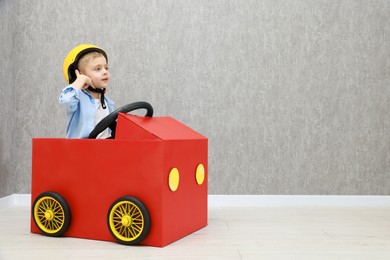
[88,101,153,139]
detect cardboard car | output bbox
[30,102,208,247]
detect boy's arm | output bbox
[59,86,81,113]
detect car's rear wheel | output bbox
[32,192,71,237]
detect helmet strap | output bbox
[88,86,107,109]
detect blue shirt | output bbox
[59,85,115,138]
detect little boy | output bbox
[59,44,115,138]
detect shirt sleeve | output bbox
[59,85,81,113]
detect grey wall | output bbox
[1,0,16,198]
[1,0,389,197]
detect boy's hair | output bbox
[78,52,106,71]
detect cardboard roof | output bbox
[115,113,207,140]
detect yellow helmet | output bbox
[62,44,108,84]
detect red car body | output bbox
[31,113,208,247]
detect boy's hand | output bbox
[72,70,95,90]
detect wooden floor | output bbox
[1,205,390,259]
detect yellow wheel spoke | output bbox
[132,214,142,221]
[114,222,122,229]
[114,211,122,218]
[119,205,127,215]
[130,228,135,238]
[129,206,136,216]
[53,218,63,226]
[130,226,139,235]
[48,199,53,209]
[42,200,48,209]
[38,205,46,212]
[54,216,64,222]
[53,207,63,214]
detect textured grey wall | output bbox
[0,0,16,198]
[1,0,389,197]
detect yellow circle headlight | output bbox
[168,168,180,192]
[196,164,205,185]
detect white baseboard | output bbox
[1,194,390,210]
[0,194,31,209]
[208,195,390,207]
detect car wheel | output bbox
[107,196,151,245]
[32,192,71,237]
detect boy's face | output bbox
[79,56,110,89]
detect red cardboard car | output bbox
[30,102,208,247]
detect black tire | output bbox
[107,196,151,245]
[32,192,71,237]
